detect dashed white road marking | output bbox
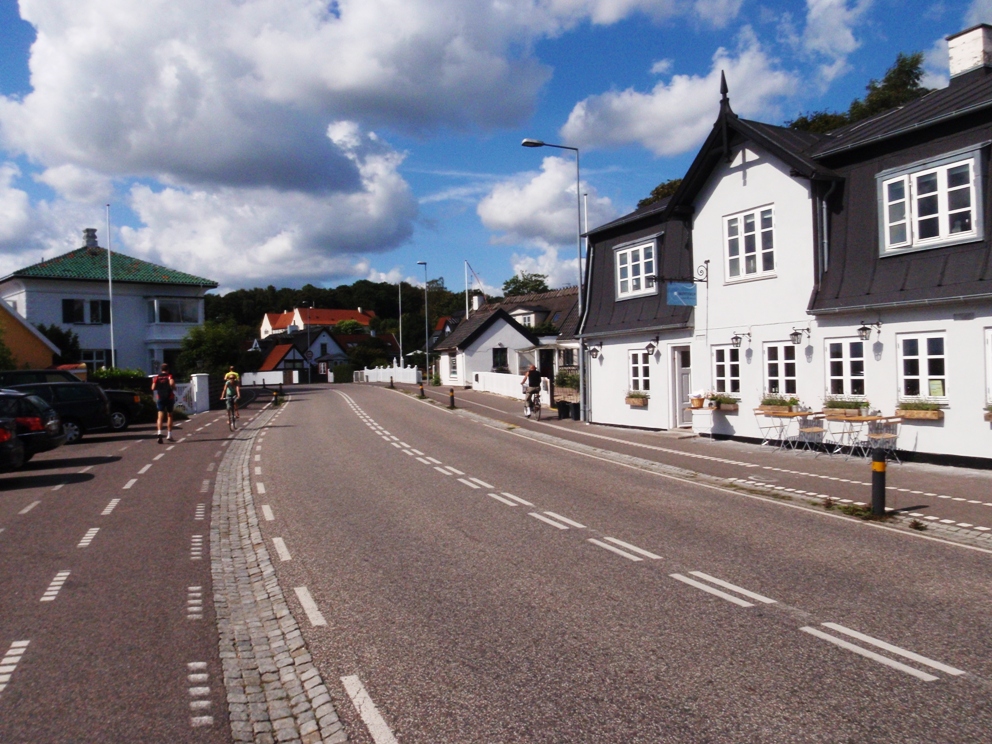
[446,466,465,475]
[469,477,494,488]
[261,505,274,521]
[820,623,965,676]
[457,478,480,489]
[256,482,266,494]
[167,445,176,451]
[398,441,410,448]
[77,528,99,548]
[272,537,292,561]
[187,587,204,620]
[207,462,216,472]
[669,573,754,608]
[687,571,777,604]
[341,675,400,744]
[500,492,533,506]
[487,492,518,506]
[402,449,415,456]
[588,538,643,561]
[51,483,64,491]
[18,501,40,515]
[200,480,211,494]
[138,464,152,474]
[294,586,327,627]
[543,511,585,529]
[425,456,441,464]
[40,570,70,601]
[123,478,138,490]
[195,504,206,521]
[190,534,204,560]
[0,640,29,695]
[434,467,452,476]
[390,442,402,448]
[101,499,121,516]
[187,661,214,726]
[602,537,662,560]
[254,466,261,475]
[528,512,570,530]
[416,457,432,465]
[800,626,939,682]
[153,453,165,461]
[78,465,93,473]
[411,449,424,456]
[254,454,260,461]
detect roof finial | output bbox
[720,70,729,106]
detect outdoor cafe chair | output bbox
[753,408,783,446]
[795,413,827,454]
[866,417,902,463]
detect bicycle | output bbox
[226,397,238,430]
[523,386,541,421]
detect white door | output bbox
[673,347,692,427]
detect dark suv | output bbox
[0,390,65,460]
[9,383,111,444]
[0,370,144,431]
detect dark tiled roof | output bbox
[434,308,539,351]
[587,197,670,236]
[5,247,217,287]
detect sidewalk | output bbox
[393,382,992,536]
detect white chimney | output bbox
[948,24,992,78]
[471,294,484,312]
[357,306,362,315]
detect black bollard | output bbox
[389,376,394,389]
[449,388,455,409]
[871,448,886,516]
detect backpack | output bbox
[152,373,174,402]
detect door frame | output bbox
[670,344,692,428]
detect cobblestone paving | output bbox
[211,404,348,744]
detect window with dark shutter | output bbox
[62,299,85,324]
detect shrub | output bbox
[555,370,579,389]
[626,390,649,399]
[709,393,739,405]
[332,363,355,383]
[761,395,799,407]
[824,397,867,409]
[896,400,943,411]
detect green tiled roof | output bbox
[5,247,218,287]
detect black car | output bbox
[0,390,65,460]
[9,382,110,444]
[0,416,25,471]
[0,370,144,432]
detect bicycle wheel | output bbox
[533,399,541,421]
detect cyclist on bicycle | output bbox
[221,374,241,430]
[224,366,241,419]
[521,364,541,418]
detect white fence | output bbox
[242,370,298,386]
[174,383,195,413]
[358,365,422,384]
[471,371,550,405]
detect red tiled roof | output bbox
[300,309,373,326]
[266,312,294,330]
[434,316,450,331]
[259,344,293,371]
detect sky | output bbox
[0,0,989,297]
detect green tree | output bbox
[502,272,550,297]
[789,52,930,133]
[176,320,255,378]
[0,326,16,371]
[347,336,393,369]
[637,178,683,209]
[35,323,80,365]
[332,319,365,335]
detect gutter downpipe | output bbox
[821,180,838,279]
[580,191,588,423]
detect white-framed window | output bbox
[986,329,992,403]
[713,347,740,394]
[520,314,533,327]
[826,339,865,396]
[81,349,108,373]
[448,353,457,378]
[898,334,947,398]
[615,241,656,299]
[629,351,650,392]
[764,343,797,395]
[725,206,774,281]
[878,146,984,255]
[147,298,199,323]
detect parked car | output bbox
[0,390,65,460]
[0,370,144,432]
[0,415,25,471]
[8,382,110,444]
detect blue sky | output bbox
[0,0,986,295]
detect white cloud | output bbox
[797,0,872,85]
[966,0,992,25]
[510,245,582,289]
[35,165,113,204]
[650,58,674,75]
[922,37,950,89]
[693,0,745,28]
[559,30,795,155]
[477,156,617,245]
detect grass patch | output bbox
[822,496,836,509]
[909,518,928,531]
[836,502,892,521]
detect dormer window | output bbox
[615,241,656,299]
[877,146,985,255]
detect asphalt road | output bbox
[254,385,992,743]
[0,409,245,743]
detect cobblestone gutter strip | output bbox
[212,404,349,744]
[424,397,992,553]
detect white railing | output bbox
[360,365,422,384]
[471,371,550,405]
[174,382,195,413]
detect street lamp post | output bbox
[521,138,585,422]
[305,301,312,384]
[398,281,403,365]
[417,261,429,382]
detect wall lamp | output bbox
[857,321,882,341]
[645,336,660,355]
[588,342,603,359]
[730,331,751,348]
[790,326,811,345]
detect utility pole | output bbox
[417,261,428,381]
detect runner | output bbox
[151,363,176,444]
[224,366,241,419]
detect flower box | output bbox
[985,411,992,423]
[896,408,944,420]
[758,405,790,413]
[713,403,739,413]
[626,396,649,408]
[824,407,867,418]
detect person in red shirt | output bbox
[151,363,176,444]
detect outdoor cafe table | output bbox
[823,414,884,455]
[764,411,808,448]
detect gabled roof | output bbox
[3,247,217,287]
[259,344,295,371]
[264,312,294,330]
[0,298,60,354]
[299,308,374,325]
[434,308,540,352]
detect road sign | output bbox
[667,282,697,306]
[304,350,314,360]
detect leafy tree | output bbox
[176,320,255,378]
[35,323,80,364]
[789,52,930,133]
[347,336,394,369]
[637,178,683,209]
[531,320,559,336]
[333,319,365,335]
[0,326,16,371]
[502,272,550,297]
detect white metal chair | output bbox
[867,417,901,462]
[795,414,827,453]
[754,408,782,446]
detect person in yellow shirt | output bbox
[224,366,241,419]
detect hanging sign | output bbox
[667,282,697,306]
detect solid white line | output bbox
[469,477,494,488]
[293,587,327,627]
[821,623,966,676]
[272,537,292,561]
[123,479,137,490]
[528,512,569,530]
[261,505,274,521]
[434,466,452,476]
[18,501,40,515]
[800,627,938,682]
[501,492,533,506]
[588,538,643,561]
[457,478,480,489]
[603,537,662,560]
[341,675,399,744]
[688,571,777,604]
[256,482,266,494]
[138,464,152,474]
[487,493,518,506]
[669,574,754,607]
[543,511,585,529]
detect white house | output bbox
[433,308,540,388]
[0,229,217,372]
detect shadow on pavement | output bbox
[21,455,121,471]
[0,472,95,491]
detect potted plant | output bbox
[625,390,649,408]
[895,400,945,420]
[985,404,992,423]
[759,395,799,412]
[689,389,706,409]
[824,397,868,417]
[708,393,739,412]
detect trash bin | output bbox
[557,402,568,420]
[570,401,581,421]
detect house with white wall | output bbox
[580,24,992,461]
[0,229,217,372]
[433,308,540,387]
